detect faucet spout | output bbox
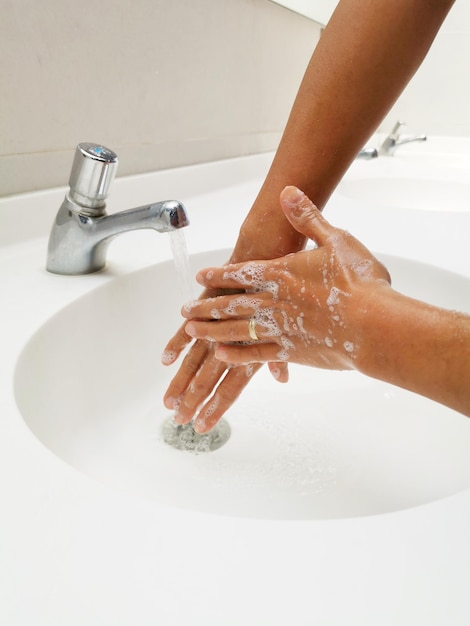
[46,143,189,275]
[47,198,189,275]
[95,200,190,237]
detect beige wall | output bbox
[382,1,470,138]
[0,0,320,197]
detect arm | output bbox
[231,0,456,262]
[184,187,470,420]
[163,0,456,432]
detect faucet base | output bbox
[46,201,109,275]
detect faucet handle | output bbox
[389,120,406,139]
[68,142,119,212]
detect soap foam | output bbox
[223,262,279,298]
[222,294,263,317]
[254,307,281,337]
[326,286,350,307]
[161,350,177,364]
[276,336,295,361]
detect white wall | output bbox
[270,0,337,24]
[0,0,320,196]
[1,1,468,197]
[381,1,470,137]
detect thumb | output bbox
[280,186,334,247]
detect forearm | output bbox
[232,0,455,262]
[356,285,470,416]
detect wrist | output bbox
[230,208,306,264]
[348,282,398,378]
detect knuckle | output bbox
[216,371,250,403]
[216,383,243,406]
[188,377,214,399]
[181,351,204,375]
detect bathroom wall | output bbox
[2,1,469,198]
[381,1,470,137]
[0,0,320,197]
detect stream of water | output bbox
[165,229,231,453]
[168,229,195,301]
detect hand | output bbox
[183,186,391,373]
[162,287,289,436]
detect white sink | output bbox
[3,148,470,625]
[14,248,470,520]
[339,176,470,212]
[339,136,470,212]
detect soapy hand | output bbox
[162,185,390,434]
[161,281,289,436]
[183,186,391,375]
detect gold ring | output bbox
[248,318,259,341]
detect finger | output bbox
[173,347,229,425]
[185,316,281,344]
[161,322,193,365]
[163,339,213,415]
[214,343,289,366]
[182,292,268,320]
[269,361,289,383]
[195,260,269,292]
[280,186,336,247]
[193,362,263,433]
[163,286,224,364]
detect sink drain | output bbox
[162,417,231,454]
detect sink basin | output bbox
[339,176,470,212]
[340,138,470,213]
[14,249,470,520]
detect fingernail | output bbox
[163,395,175,409]
[164,395,182,411]
[196,268,215,284]
[173,412,185,424]
[185,322,196,337]
[173,400,186,424]
[215,347,228,360]
[161,350,177,365]
[182,299,201,314]
[196,269,213,284]
[282,185,305,208]
[193,417,206,433]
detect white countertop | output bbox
[1,146,470,625]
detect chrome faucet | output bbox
[378,121,427,156]
[357,147,378,160]
[46,143,189,274]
